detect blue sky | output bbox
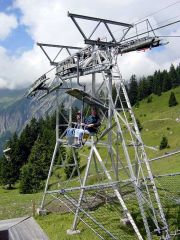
[0,0,179,89]
[0,0,13,11]
[0,0,33,55]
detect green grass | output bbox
[0,87,180,239]
[0,187,41,219]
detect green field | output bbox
[0,87,180,239]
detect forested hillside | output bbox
[0,68,179,240]
[0,63,180,194]
[127,63,180,106]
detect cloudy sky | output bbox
[0,0,180,89]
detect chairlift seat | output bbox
[66,88,108,110]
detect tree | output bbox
[168,92,178,107]
[136,118,143,132]
[169,64,178,88]
[0,133,22,188]
[128,75,138,106]
[147,96,153,103]
[19,137,54,193]
[138,77,150,101]
[162,70,171,92]
[153,70,162,96]
[146,75,154,95]
[18,118,39,165]
[0,155,17,189]
[19,164,34,193]
[176,64,180,86]
[159,136,169,150]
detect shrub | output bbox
[136,118,143,131]
[159,136,169,150]
[147,96,152,103]
[168,92,178,107]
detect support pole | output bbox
[40,141,60,209]
[115,65,170,239]
[93,146,143,240]
[40,91,60,210]
[71,143,94,231]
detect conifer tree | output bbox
[128,75,138,106]
[159,136,169,150]
[138,77,150,101]
[19,137,53,193]
[168,92,178,107]
[0,156,17,189]
[18,118,39,164]
[176,64,180,85]
[136,118,143,131]
[19,164,34,193]
[153,70,162,96]
[169,64,178,88]
[162,70,171,92]
[0,133,22,188]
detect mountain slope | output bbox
[134,86,180,149]
[0,87,180,239]
[0,89,58,153]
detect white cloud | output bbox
[119,51,159,80]
[0,45,50,89]
[0,13,18,40]
[0,0,180,89]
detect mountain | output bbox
[0,88,58,154]
[0,87,82,154]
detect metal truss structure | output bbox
[27,12,179,240]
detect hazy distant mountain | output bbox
[0,85,86,154]
[0,88,59,154]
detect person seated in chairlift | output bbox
[84,106,101,134]
[74,106,101,146]
[66,111,81,138]
[67,107,101,147]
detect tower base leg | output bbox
[67,229,81,235]
[36,208,47,216]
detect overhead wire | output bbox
[34,0,180,83]
[136,0,180,23]
[35,0,180,71]
[119,19,180,42]
[98,0,180,42]
[157,35,180,37]
[119,14,180,41]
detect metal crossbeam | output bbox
[37,42,82,50]
[68,12,133,27]
[47,181,121,194]
[68,12,133,47]
[37,42,82,66]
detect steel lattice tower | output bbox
[27,12,172,240]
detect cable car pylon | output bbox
[27,12,171,240]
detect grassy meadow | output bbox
[0,87,180,239]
